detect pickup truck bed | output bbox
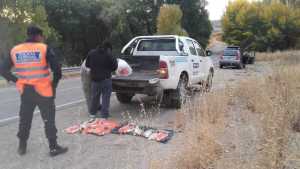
[112,55,161,95]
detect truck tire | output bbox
[116,93,134,103]
[172,74,188,109]
[205,71,213,92]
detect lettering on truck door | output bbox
[193,41,206,81]
[186,39,201,84]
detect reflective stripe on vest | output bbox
[15,66,49,72]
[16,72,50,79]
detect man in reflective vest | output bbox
[0,26,68,156]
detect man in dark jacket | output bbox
[0,26,68,156]
[86,41,118,119]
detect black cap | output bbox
[27,25,43,36]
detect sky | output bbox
[206,0,230,21]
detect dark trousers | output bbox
[89,79,112,118]
[17,85,57,143]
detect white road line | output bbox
[0,86,82,104]
[0,99,85,125]
[0,78,81,94]
[56,99,85,109]
[57,86,82,92]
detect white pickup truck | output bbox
[112,35,214,108]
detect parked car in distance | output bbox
[219,46,245,69]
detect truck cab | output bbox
[112,35,214,108]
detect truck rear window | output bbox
[137,39,176,51]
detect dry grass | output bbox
[152,50,300,169]
[256,50,300,63]
[151,90,231,169]
[236,51,300,169]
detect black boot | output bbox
[49,139,68,157]
[18,140,27,156]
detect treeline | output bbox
[0,0,211,66]
[222,0,300,52]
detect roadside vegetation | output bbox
[222,0,300,52]
[237,51,300,168]
[156,5,187,36]
[0,0,211,66]
[150,90,229,169]
[150,50,300,169]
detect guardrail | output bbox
[0,67,81,82]
[62,66,81,73]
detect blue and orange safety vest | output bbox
[10,43,53,97]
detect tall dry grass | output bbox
[151,89,232,169]
[236,51,300,169]
[152,50,300,169]
[256,50,300,63]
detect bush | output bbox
[222,0,300,52]
[156,4,187,36]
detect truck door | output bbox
[186,39,201,84]
[193,41,206,81]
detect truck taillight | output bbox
[159,61,169,79]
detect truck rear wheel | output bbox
[205,72,213,92]
[172,74,188,109]
[116,93,134,104]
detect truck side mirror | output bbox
[206,50,212,56]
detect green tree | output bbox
[264,0,300,8]
[222,0,268,51]
[180,0,212,47]
[0,0,57,59]
[44,0,165,65]
[156,4,187,36]
[158,0,212,47]
[222,0,300,51]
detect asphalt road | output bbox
[0,78,84,123]
[0,60,267,169]
[0,41,224,124]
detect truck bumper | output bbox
[112,78,162,96]
[219,60,241,67]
